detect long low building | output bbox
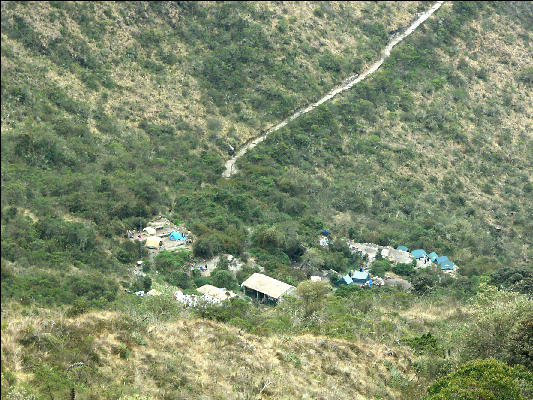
[241,273,295,303]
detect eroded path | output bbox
[223,1,444,178]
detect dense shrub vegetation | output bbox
[1,1,532,398]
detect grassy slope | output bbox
[233,1,533,271]
[1,307,416,399]
[0,0,430,302]
[1,1,424,144]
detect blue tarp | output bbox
[336,274,353,286]
[428,252,438,262]
[169,231,185,241]
[322,230,330,236]
[411,249,427,259]
[351,270,370,284]
[397,245,409,252]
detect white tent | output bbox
[143,227,156,235]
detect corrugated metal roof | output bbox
[397,245,409,252]
[241,273,295,299]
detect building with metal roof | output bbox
[241,273,295,303]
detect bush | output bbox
[506,316,533,369]
[193,235,221,259]
[424,359,529,400]
[459,285,533,365]
[295,280,331,317]
[393,263,415,276]
[65,298,90,318]
[167,270,192,289]
[410,271,438,295]
[154,250,190,275]
[211,269,238,290]
[370,259,392,277]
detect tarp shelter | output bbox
[143,227,156,235]
[169,231,185,241]
[411,249,427,259]
[428,252,439,262]
[351,270,370,284]
[146,236,162,249]
[196,284,236,302]
[336,274,353,286]
[397,245,409,252]
[241,273,295,303]
[322,230,330,236]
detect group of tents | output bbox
[336,269,373,287]
[397,246,455,270]
[143,227,187,250]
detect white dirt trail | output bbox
[223,1,444,178]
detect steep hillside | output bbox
[220,1,533,273]
[1,309,416,399]
[2,284,531,399]
[1,2,533,399]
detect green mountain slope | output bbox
[1,2,533,398]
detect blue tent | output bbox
[169,231,185,241]
[411,249,427,259]
[428,252,438,262]
[336,274,353,286]
[322,230,330,236]
[436,256,450,265]
[397,245,409,252]
[437,256,454,270]
[351,270,370,284]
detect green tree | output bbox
[167,271,192,289]
[295,280,331,317]
[392,263,415,276]
[143,276,152,292]
[211,269,238,290]
[370,259,391,277]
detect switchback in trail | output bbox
[223,1,444,178]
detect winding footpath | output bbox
[223,1,444,178]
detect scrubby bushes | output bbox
[425,359,532,400]
[458,285,533,368]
